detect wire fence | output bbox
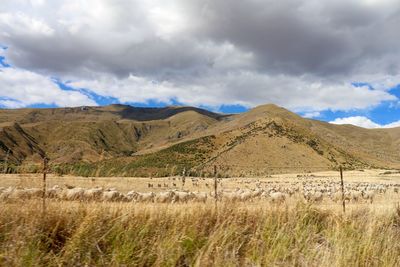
[0,160,400,214]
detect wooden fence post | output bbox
[42,157,48,214]
[214,165,218,204]
[182,167,186,188]
[340,166,346,213]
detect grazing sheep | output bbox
[193,192,208,203]
[343,191,351,202]
[251,189,263,199]
[102,190,122,202]
[125,191,138,201]
[173,191,194,203]
[137,192,156,202]
[155,191,175,203]
[8,188,42,200]
[2,175,397,206]
[221,191,240,202]
[8,188,26,199]
[362,190,374,203]
[350,191,362,202]
[304,191,323,203]
[260,191,270,199]
[24,188,43,199]
[83,187,103,201]
[62,188,85,201]
[46,185,62,199]
[269,192,286,204]
[239,191,253,202]
[331,191,343,203]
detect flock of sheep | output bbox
[0,186,208,203]
[0,176,399,204]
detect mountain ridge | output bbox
[1,103,399,176]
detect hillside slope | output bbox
[0,105,222,166]
[0,123,45,167]
[1,104,400,176]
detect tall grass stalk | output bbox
[0,201,399,266]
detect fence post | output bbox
[182,167,186,188]
[214,165,218,204]
[42,157,48,214]
[340,166,346,213]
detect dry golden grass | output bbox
[0,200,399,266]
[1,169,400,266]
[1,168,399,195]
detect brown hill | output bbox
[0,104,224,124]
[0,123,45,167]
[0,105,223,166]
[0,103,399,176]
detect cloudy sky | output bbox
[1,0,400,128]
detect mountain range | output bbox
[1,104,399,177]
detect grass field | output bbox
[2,168,400,191]
[1,170,400,266]
[0,200,399,266]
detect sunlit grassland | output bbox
[0,200,399,266]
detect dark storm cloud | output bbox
[0,0,399,111]
[186,0,400,76]
[2,0,400,79]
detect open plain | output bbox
[1,169,399,206]
[2,104,400,266]
[1,169,400,266]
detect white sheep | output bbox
[269,192,286,204]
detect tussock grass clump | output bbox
[0,201,399,266]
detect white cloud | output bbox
[330,116,400,128]
[68,74,179,105]
[0,99,25,109]
[67,71,395,111]
[29,0,44,6]
[0,12,54,36]
[303,112,321,118]
[146,1,195,39]
[382,120,400,128]
[0,67,97,108]
[0,0,399,112]
[330,116,381,128]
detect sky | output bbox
[1,0,400,128]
